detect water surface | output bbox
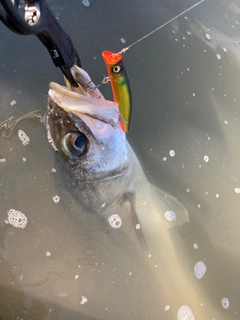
[1,0,240,319]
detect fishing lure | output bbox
[102,51,132,132]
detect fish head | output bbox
[46,67,130,182]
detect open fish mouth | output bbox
[48,66,120,129]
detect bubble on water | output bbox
[224,120,228,124]
[192,93,196,97]
[221,297,229,309]
[120,38,126,44]
[169,150,175,157]
[186,189,190,193]
[186,31,191,36]
[0,158,6,163]
[198,204,201,208]
[172,30,176,34]
[216,194,219,198]
[216,54,221,60]
[204,155,209,162]
[177,305,195,320]
[194,261,207,279]
[5,209,28,229]
[18,130,30,146]
[52,195,60,203]
[46,251,51,257]
[22,157,26,162]
[52,168,56,173]
[136,223,141,230]
[164,211,176,222]
[101,202,106,208]
[75,275,79,280]
[204,33,211,41]
[193,243,198,249]
[80,296,88,305]
[234,188,240,194]
[10,100,17,106]
[82,0,90,7]
[223,47,227,52]
[163,157,167,161]
[165,305,170,311]
[108,214,122,229]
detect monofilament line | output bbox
[118,0,206,54]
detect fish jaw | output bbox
[46,75,130,181]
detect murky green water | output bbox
[1,0,240,319]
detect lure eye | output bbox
[112,65,122,73]
[63,132,88,158]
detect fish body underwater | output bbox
[0,67,234,319]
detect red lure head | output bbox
[102,51,122,66]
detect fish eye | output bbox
[112,65,121,73]
[63,132,88,158]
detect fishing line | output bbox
[94,0,206,89]
[118,0,206,55]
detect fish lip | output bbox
[48,82,120,129]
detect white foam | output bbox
[204,155,209,162]
[82,0,90,7]
[193,243,198,249]
[194,261,207,279]
[18,130,30,146]
[80,296,88,305]
[10,100,16,106]
[169,150,175,157]
[108,214,122,229]
[221,297,229,309]
[234,188,240,194]
[5,209,28,229]
[177,305,195,320]
[216,54,221,60]
[0,158,6,163]
[165,305,170,311]
[136,223,141,230]
[52,195,60,203]
[164,211,176,222]
[204,33,211,40]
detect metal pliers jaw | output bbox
[0,0,81,87]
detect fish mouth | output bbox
[48,66,120,129]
